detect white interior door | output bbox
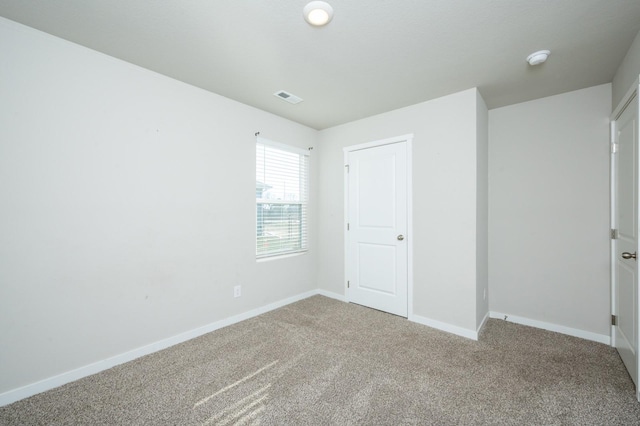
[345,140,408,317]
[612,89,639,393]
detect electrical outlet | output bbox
[233,285,241,298]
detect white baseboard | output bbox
[0,289,319,407]
[324,290,479,341]
[489,311,611,345]
[477,310,490,336]
[409,314,478,340]
[316,288,347,302]
[8,293,607,408]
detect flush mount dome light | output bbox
[526,50,550,66]
[304,1,334,26]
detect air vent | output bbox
[274,90,303,104]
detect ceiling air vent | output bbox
[274,90,303,104]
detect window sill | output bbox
[256,251,308,263]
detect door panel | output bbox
[619,119,637,239]
[613,92,639,388]
[357,155,396,227]
[358,243,397,294]
[346,141,408,317]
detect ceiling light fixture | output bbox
[304,1,334,26]
[526,50,550,66]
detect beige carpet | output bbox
[2,295,640,425]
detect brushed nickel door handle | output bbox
[397,235,404,241]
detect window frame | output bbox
[256,136,309,259]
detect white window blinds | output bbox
[256,137,309,258]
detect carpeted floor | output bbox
[2,295,640,425]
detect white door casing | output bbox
[611,80,640,400]
[344,135,412,317]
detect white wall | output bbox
[318,88,486,333]
[0,17,318,396]
[476,91,489,329]
[488,84,611,338]
[613,29,640,109]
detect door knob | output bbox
[622,252,637,260]
[397,235,404,241]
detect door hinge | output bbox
[612,314,617,326]
[347,280,350,288]
[611,143,619,154]
[347,223,350,231]
[345,164,350,173]
[611,229,619,239]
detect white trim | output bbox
[611,75,639,120]
[256,250,307,262]
[489,311,610,345]
[343,149,350,299]
[342,133,415,153]
[316,289,348,302]
[343,134,414,318]
[406,137,414,319]
[409,314,478,340]
[11,289,613,407]
[477,310,490,336]
[610,108,617,350]
[0,290,318,407]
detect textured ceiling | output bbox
[1,0,640,129]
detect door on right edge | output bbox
[613,92,639,389]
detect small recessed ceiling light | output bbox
[526,50,551,66]
[304,1,334,26]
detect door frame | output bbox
[610,75,640,401]
[343,134,414,317]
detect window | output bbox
[256,137,309,258]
